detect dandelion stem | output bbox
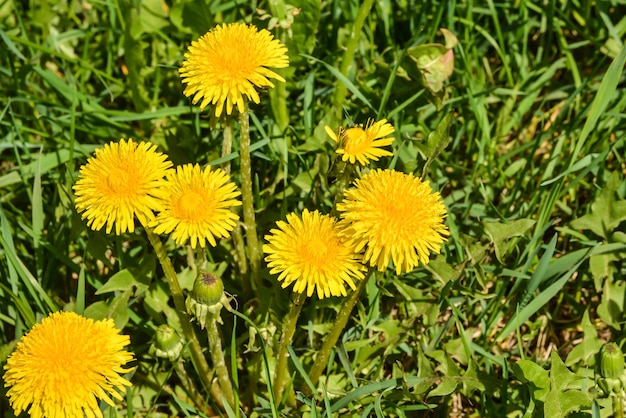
[173,359,210,412]
[238,101,262,285]
[144,228,225,407]
[206,313,235,407]
[273,292,305,405]
[331,0,375,118]
[614,395,625,418]
[222,117,233,175]
[303,270,373,395]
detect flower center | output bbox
[299,236,331,265]
[343,127,370,153]
[176,190,209,220]
[106,167,137,196]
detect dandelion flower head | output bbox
[4,311,134,418]
[150,163,242,249]
[325,119,395,165]
[337,169,448,274]
[264,209,365,298]
[180,22,289,117]
[73,139,173,235]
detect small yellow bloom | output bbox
[264,209,365,298]
[337,169,448,274]
[4,311,134,418]
[150,164,242,248]
[73,139,173,235]
[325,119,395,165]
[180,22,289,117]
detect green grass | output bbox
[1,0,626,417]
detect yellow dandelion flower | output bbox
[4,311,134,418]
[73,139,173,235]
[263,209,365,299]
[337,169,449,274]
[180,22,289,117]
[150,164,242,249]
[325,119,395,165]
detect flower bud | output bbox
[152,324,183,360]
[186,271,226,328]
[600,342,625,380]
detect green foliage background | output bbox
[1,0,626,416]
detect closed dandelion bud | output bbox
[596,342,626,396]
[600,343,625,379]
[186,271,225,328]
[153,324,183,360]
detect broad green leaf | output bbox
[461,361,487,394]
[84,290,132,329]
[170,0,212,35]
[95,268,150,295]
[597,279,626,329]
[282,0,321,68]
[428,376,458,397]
[570,172,626,239]
[484,218,536,263]
[544,390,591,417]
[406,29,458,94]
[418,112,453,178]
[566,310,603,367]
[551,351,579,392]
[512,359,550,402]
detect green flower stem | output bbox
[174,359,210,411]
[238,102,262,285]
[302,270,374,395]
[614,396,625,418]
[144,228,225,406]
[206,313,235,407]
[222,117,249,291]
[273,292,305,405]
[330,161,354,217]
[331,0,375,118]
[222,117,233,175]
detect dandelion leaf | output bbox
[484,218,536,263]
[597,278,626,330]
[512,359,550,402]
[566,310,603,367]
[570,171,626,240]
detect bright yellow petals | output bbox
[325,119,395,165]
[180,22,289,117]
[264,209,365,299]
[4,311,134,418]
[337,169,449,274]
[150,164,241,249]
[73,139,173,235]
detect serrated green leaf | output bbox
[551,351,578,392]
[570,172,626,240]
[418,112,453,178]
[428,376,459,397]
[284,0,321,67]
[96,269,137,295]
[544,389,591,417]
[84,290,131,329]
[513,359,550,402]
[484,218,536,263]
[597,279,626,329]
[566,310,603,367]
[95,267,151,296]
